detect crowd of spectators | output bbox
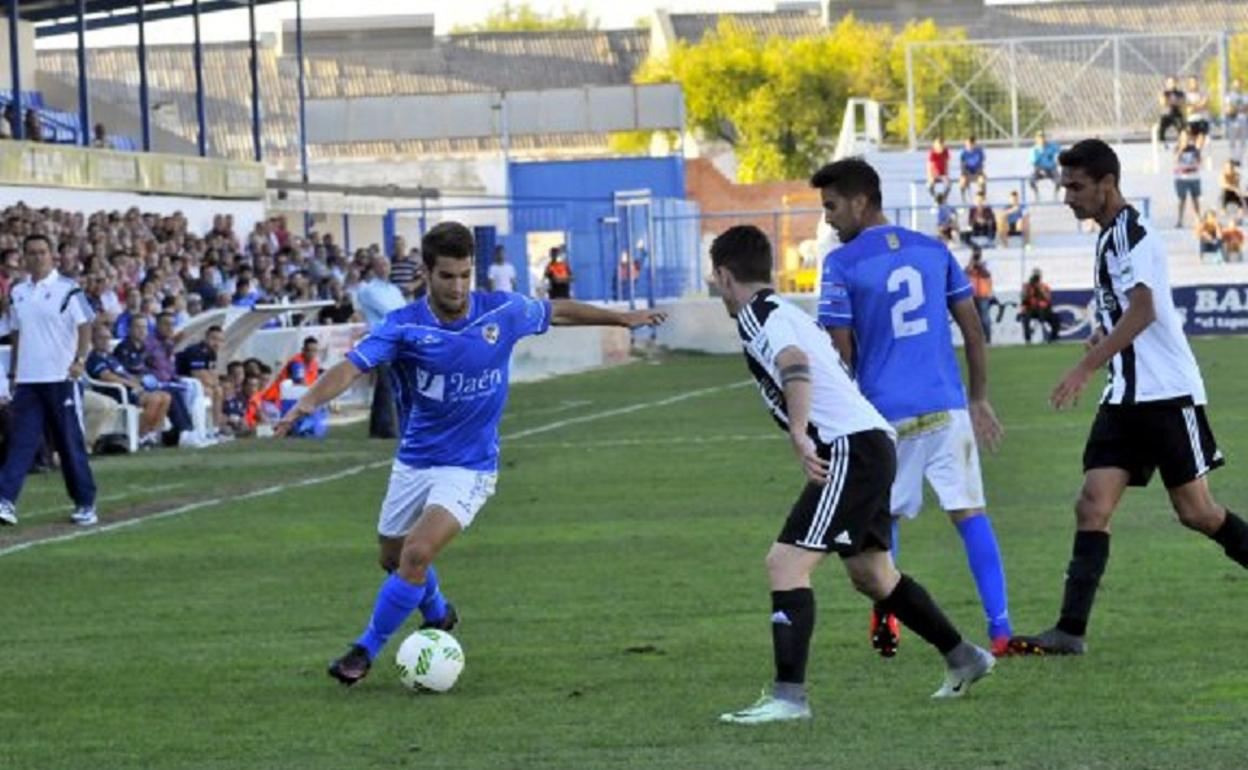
[0,202,428,455]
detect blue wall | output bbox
[508,157,688,301]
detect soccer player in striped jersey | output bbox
[1009,139,1248,655]
[812,158,1013,657]
[711,225,993,725]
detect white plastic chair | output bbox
[84,378,139,453]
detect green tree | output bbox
[452,2,597,33]
[1202,34,1248,118]
[617,15,1036,182]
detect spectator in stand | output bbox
[1225,78,1248,160]
[934,192,958,244]
[232,277,261,308]
[112,315,195,447]
[185,292,204,321]
[261,336,320,408]
[91,123,109,149]
[1174,129,1203,228]
[958,135,986,203]
[1196,210,1223,264]
[317,278,355,325]
[487,245,517,292]
[23,108,42,142]
[355,254,405,439]
[1019,268,1059,344]
[58,241,80,277]
[964,246,995,344]
[176,324,226,432]
[1219,159,1242,215]
[243,364,279,434]
[221,378,245,435]
[996,190,1032,249]
[86,324,170,447]
[966,191,996,247]
[226,360,245,392]
[163,294,190,329]
[0,104,13,139]
[544,246,572,299]
[1185,75,1211,151]
[1222,215,1244,264]
[389,242,422,299]
[926,136,951,199]
[1029,132,1061,200]
[1157,76,1186,147]
[113,291,143,340]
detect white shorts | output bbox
[377,461,498,538]
[889,409,986,519]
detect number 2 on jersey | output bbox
[887,266,928,338]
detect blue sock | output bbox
[356,572,427,659]
[418,565,449,624]
[956,513,1011,639]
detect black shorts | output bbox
[1083,398,1224,488]
[1188,119,1210,137]
[779,429,895,556]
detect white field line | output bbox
[0,380,751,558]
[23,482,186,518]
[509,433,779,451]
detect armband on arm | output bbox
[779,363,811,386]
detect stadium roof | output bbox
[14,0,289,38]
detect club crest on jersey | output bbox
[482,323,500,344]
[885,233,901,250]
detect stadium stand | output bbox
[36,28,650,161]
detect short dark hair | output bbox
[302,336,318,348]
[22,233,52,251]
[156,311,175,324]
[1058,138,1120,187]
[809,158,883,209]
[709,225,772,284]
[421,222,474,269]
[206,325,224,335]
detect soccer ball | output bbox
[395,629,465,692]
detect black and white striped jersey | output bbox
[1094,205,1206,405]
[737,289,892,445]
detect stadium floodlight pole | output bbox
[296,0,310,236]
[75,0,91,148]
[191,0,207,157]
[137,0,151,152]
[249,0,262,163]
[8,0,23,141]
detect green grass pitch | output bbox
[2,340,1247,769]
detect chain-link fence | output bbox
[905,31,1229,148]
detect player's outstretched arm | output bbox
[549,300,667,329]
[274,358,364,437]
[1051,285,1156,409]
[950,297,1004,453]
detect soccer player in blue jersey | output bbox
[812,158,1013,657]
[276,222,666,686]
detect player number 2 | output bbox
[887,266,929,338]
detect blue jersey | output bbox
[818,225,972,421]
[346,291,552,471]
[961,145,985,174]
